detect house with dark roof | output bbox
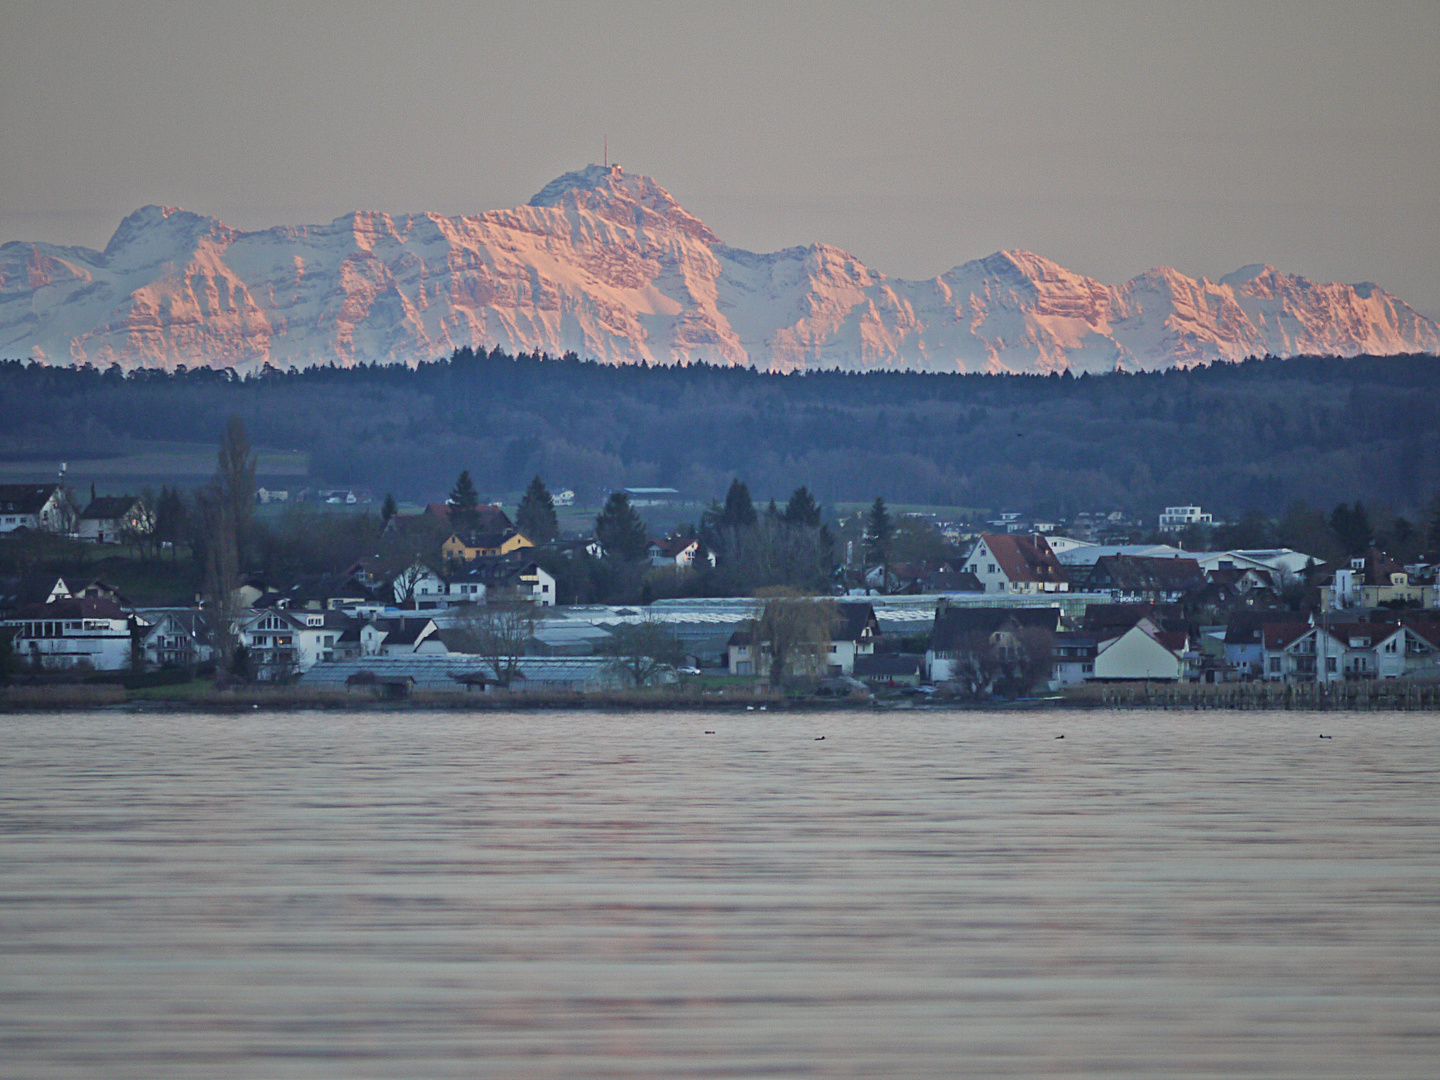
[0,484,73,534]
[853,654,924,688]
[0,597,135,671]
[926,602,1061,683]
[77,495,152,544]
[1083,554,1206,604]
[727,600,880,677]
[1050,631,1098,687]
[140,609,215,669]
[962,534,1069,595]
[235,608,355,679]
[359,616,445,657]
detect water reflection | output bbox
[1,710,1438,1078]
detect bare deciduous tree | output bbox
[601,616,685,687]
[451,600,536,688]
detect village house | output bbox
[1082,554,1206,604]
[925,603,1061,683]
[962,533,1069,594]
[1,597,135,672]
[76,495,153,544]
[140,609,215,669]
[234,609,353,680]
[726,601,880,677]
[853,654,924,688]
[0,483,73,534]
[648,535,713,569]
[1049,631,1099,687]
[358,616,445,658]
[393,558,556,608]
[1092,618,1191,681]
[1262,618,1440,683]
[1322,548,1438,612]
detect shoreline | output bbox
[2,682,1437,714]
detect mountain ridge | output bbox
[2,165,1436,373]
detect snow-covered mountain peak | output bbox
[104,205,228,257]
[1219,264,1277,287]
[528,165,718,243]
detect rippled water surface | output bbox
[2,709,1439,1078]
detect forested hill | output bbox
[2,349,1437,517]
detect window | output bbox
[1269,657,1281,672]
[988,563,997,574]
[1326,657,1337,673]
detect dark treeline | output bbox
[2,348,1438,515]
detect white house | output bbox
[77,495,153,544]
[1092,620,1189,681]
[0,484,73,534]
[648,536,714,569]
[963,534,1070,595]
[1,597,135,672]
[140,609,214,669]
[396,561,556,609]
[1158,506,1213,532]
[359,617,445,657]
[235,609,350,679]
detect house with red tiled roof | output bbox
[962,534,1069,595]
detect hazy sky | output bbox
[3,1,1437,314]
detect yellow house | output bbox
[442,529,534,561]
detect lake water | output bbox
[1,709,1438,1079]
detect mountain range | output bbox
[2,164,1436,374]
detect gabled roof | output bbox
[975,533,1067,585]
[1224,609,1272,645]
[430,503,513,532]
[0,484,61,515]
[1262,622,1314,650]
[650,535,699,557]
[1153,630,1190,655]
[1086,554,1206,593]
[835,601,880,643]
[371,617,437,646]
[1081,602,1184,636]
[930,606,1060,651]
[80,495,142,521]
[142,609,213,645]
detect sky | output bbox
[2,1,1437,316]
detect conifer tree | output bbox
[517,475,559,545]
[448,470,480,531]
[782,485,822,529]
[595,491,648,561]
[721,479,757,529]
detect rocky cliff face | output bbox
[2,165,1435,373]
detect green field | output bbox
[0,440,309,495]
